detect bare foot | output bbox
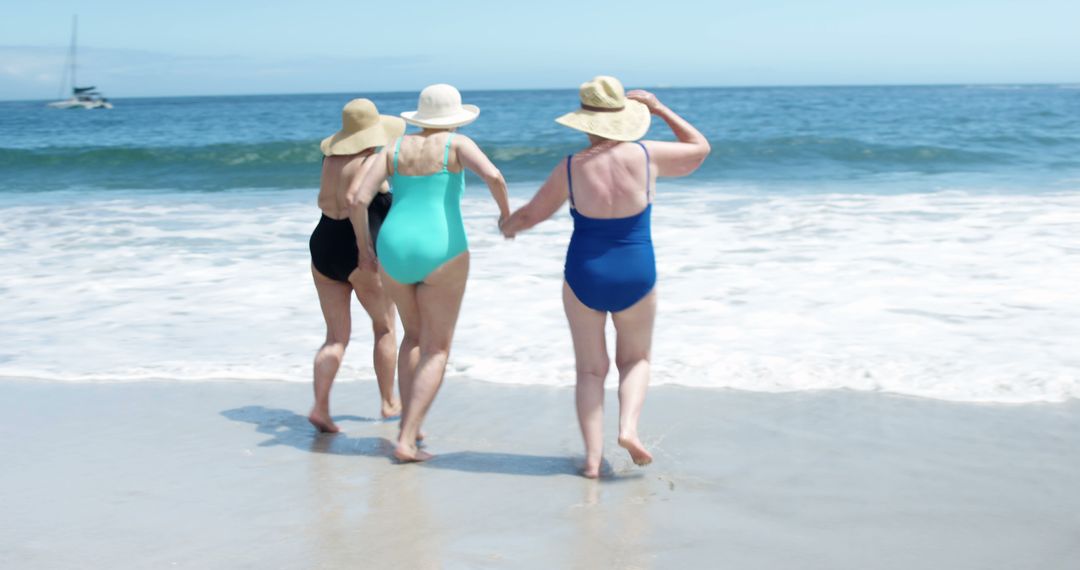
[618,435,653,466]
[581,466,601,479]
[381,398,402,419]
[308,409,340,434]
[393,443,433,463]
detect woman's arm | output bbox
[499,160,569,238]
[348,149,391,271]
[456,136,512,230]
[626,90,711,177]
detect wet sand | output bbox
[2,379,1079,569]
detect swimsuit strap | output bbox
[636,141,651,201]
[442,132,456,171]
[392,137,403,174]
[566,154,575,208]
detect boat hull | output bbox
[47,98,112,110]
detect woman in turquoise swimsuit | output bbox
[500,77,710,478]
[353,84,511,462]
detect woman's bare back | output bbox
[388,132,464,176]
[566,140,654,219]
[318,152,382,219]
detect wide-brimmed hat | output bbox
[321,98,406,156]
[400,84,480,129]
[555,76,650,141]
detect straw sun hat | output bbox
[400,84,480,129]
[320,98,406,156]
[555,76,650,141]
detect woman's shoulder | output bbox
[402,131,473,145]
[448,132,474,145]
[594,140,650,160]
[621,140,654,159]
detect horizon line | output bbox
[4,81,1078,103]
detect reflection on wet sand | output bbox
[219,407,445,568]
[307,435,352,566]
[570,475,653,569]
[308,434,443,569]
[222,404,655,568]
[360,462,444,568]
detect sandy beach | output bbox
[4,1,1080,567]
[2,379,1078,569]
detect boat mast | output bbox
[70,15,78,95]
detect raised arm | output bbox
[348,148,391,271]
[626,90,711,177]
[456,135,511,231]
[499,159,569,238]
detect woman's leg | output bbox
[563,281,611,478]
[349,268,400,418]
[611,290,657,466]
[395,252,470,462]
[310,266,354,433]
[379,270,421,429]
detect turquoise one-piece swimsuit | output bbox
[376,134,468,284]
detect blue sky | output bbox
[2,0,1078,99]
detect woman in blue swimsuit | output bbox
[501,77,710,478]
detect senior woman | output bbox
[352,84,511,462]
[308,98,404,433]
[500,77,710,478]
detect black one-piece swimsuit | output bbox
[308,192,392,282]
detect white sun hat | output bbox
[400,84,480,129]
[555,76,651,142]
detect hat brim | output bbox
[400,104,480,129]
[554,100,651,142]
[321,116,407,156]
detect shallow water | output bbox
[1,86,1078,402]
[0,187,1076,402]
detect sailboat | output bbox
[47,16,112,110]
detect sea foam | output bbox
[1,187,1077,403]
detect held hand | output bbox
[626,90,663,114]
[498,215,515,240]
[358,246,379,273]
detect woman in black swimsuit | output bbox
[307,98,406,433]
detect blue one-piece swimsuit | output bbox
[563,142,657,313]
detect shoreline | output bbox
[3,378,1078,568]
[5,374,1080,406]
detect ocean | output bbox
[1,85,1078,402]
